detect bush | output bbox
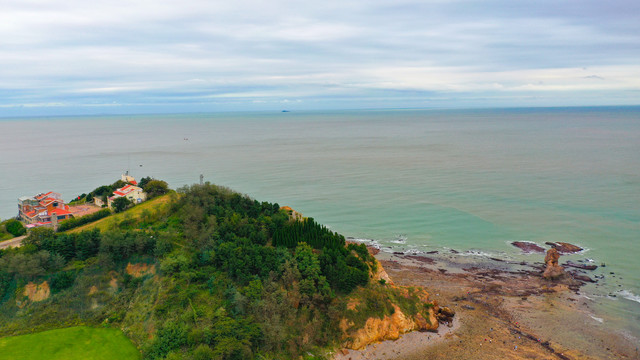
[5,220,26,237]
[112,197,133,213]
[50,271,76,293]
[144,180,169,198]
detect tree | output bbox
[144,180,169,198]
[112,197,133,213]
[23,227,56,248]
[5,220,26,237]
[138,176,152,188]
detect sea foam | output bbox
[619,290,640,304]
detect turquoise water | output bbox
[1,107,639,338]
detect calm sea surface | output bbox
[1,107,639,338]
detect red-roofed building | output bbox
[18,192,74,228]
[107,184,147,208]
[122,172,138,186]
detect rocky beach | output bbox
[335,245,639,360]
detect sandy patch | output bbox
[126,263,156,278]
[88,285,98,295]
[23,281,50,302]
[335,315,460,360]
[69,204,102,218]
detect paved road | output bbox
[0,235,26,249]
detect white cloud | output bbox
[0,0,638,112]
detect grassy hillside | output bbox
[66,193,174,234]
[0,184,434,359]
[0,326,140,360]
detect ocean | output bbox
[1,107,639,340]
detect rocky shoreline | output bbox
[335,247,638,360]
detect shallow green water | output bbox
[1,107,639,340]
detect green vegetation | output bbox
[0,183,426,359]
[4,221,25,238]
[72,180,128,206]
[112,197,133,213]
[142,180,168,199]
[0,326,140,360]
[66,193,173,234]
[57,209,112,232]
[0,220,17,241]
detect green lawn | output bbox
[67,193,173,234]
[0,326,140,360]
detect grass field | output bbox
[0,326,140,360]
[67,193,173,234]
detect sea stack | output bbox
[542,248,564,279]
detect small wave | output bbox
[347,237,377,245]
[460,250,497,257]
[578,294,594,301]
[619,290,640,304]
[390,234,407,244]
[589,315,604,323]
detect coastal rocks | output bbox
[564,262,597,271]
[436,306,455,325]
[511,241,546,253]
[405,255,436,265]
[570,273,596,283]
[545,242,583,254]
[367,246,380,256]
[512,241,583,254]
[542,248,564,279]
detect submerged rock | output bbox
[543,248,564,279]
[571,273,597,283]
[545,242,583,254]
[564,262,597,271]
[512,241,545,253]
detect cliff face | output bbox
[342,303,438,349]
[371,258,394,285]
[340,260,440,350]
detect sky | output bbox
[1,0,639,115]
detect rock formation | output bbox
[436,306,455,326]
[545,242,583,254]
[542,248,564,279]
[511,241,546,253]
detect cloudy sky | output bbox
[1,0,639,115]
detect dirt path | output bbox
[0,235,26,249]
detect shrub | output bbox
[5,220,26,237]
[112,197,133,213]
[144,180,169,198]
[50,271,76,293]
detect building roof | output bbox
[50,208,72,216]
[34,191,54,200]
[113,184,142,197]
